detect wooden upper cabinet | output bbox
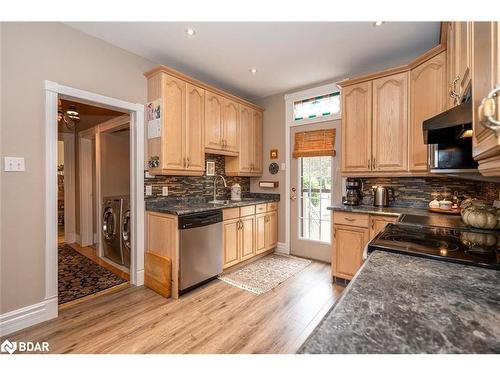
[162,75,186,171]
[252,110,263,174]
[341,82,372,173]
[185,84,205,173]
[409,52,447,172]
[222,98,239,155]
[205,91,224,152]
[372,72,409,172]
[471,22,500,176]
[456,22,472,99]
[225,105,263,176]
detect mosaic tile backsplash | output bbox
[352,177,500,209]
[144,154,250,199]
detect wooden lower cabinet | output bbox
[224,205,278,269]
[223,218,240,268]
[332,224,368,280]
[369,215,397,240]
[331,212,396,281]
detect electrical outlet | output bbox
[145,185,152,196]
[145,171,154,179]
[162,186,169,196]
[4,157,25,172]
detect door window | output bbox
[298,156,332,243]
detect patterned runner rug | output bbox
[218,253,312,294]
[58,244,127,304]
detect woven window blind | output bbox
[292,129,336,158]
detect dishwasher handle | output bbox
[178,210,222,229]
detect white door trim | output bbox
[43,81,144,323]
[284,82,340,254]
[61,133,76,244]
[78,133,94,247]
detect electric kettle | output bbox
[372,186,395,207]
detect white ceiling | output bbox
[65,22,441,101]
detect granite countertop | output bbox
[327,203,430,217]
[299,251,500,354]
[146,194,280,216]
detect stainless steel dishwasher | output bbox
[178,210,223,294]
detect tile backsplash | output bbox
[352,177,500,208]
[145,154,250,199]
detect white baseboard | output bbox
[276,242,289,254]
[75,233,81,245]
[0,297,58,337]
[135,269,144,286]
[65,232,76,244]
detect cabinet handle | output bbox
[449,75,461,105]
[183,157,186,168]
[479,84,500,134]
[345,217,356,222]
[333,229,336,239]
[368,158,371,169]
[186,157,190,168]
[373,157,376,168]
[371,219,375,230]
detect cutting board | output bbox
[427,207,461,215]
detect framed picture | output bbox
[206,161,215,176]
[270,149,279,159]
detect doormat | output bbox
[218,253,311,294]
[58,244,127,304]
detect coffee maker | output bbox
[343,179,363,206]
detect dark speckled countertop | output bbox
[146,194,279,215]
[299,251,500,354]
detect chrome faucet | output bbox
[213,175,227,202]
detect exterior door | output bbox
[372,72,409,171]
[185,84,205,172]
[290,121,341,263]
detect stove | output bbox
[368,223,500,270]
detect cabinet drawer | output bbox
[333,212,369,228]
[240,205,255,217]
[223,208,240,221]
[267,202,278,212]
[256,203,267,214]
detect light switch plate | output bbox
[145,185,152,196]
[162,186,168,196]
[4,157,25,172]
[280,163,286,171]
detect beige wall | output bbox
[0,22,155,314]
[100,130,130,198]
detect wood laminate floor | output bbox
[6,260,344,354]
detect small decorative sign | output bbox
[206,161,215,176]
[270,149,279,159]
[146,99,162,139]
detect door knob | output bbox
[290,187,297,201]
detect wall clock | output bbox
[269,162,279,175]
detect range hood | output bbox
[423,100,472,144]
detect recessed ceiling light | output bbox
[249,68,258,74]
[185,28,196,37]
[374,21,384,27]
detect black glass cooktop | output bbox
[368,223,500,269]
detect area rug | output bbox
[58,244,127,305]
[218,253,312,294]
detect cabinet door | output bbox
[341,82,372,173]
[185,84,205,173]
[369,215,397,240]
[255,213,267,254]
[332,224,368,280]
[373,72,409,172]
[240,216,255,261]
[447,22,457,109]
[238,105,253,173]
[266,211,278,249]
[456,22,472,99]
[223,98,239,154]
[472,22,500,174]
[252,110,263,174]
[409,52,447,171]
[163,75,186,170]
[223,219,240,269]
[205,91,224,151]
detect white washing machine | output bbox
[102,197,124,265]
